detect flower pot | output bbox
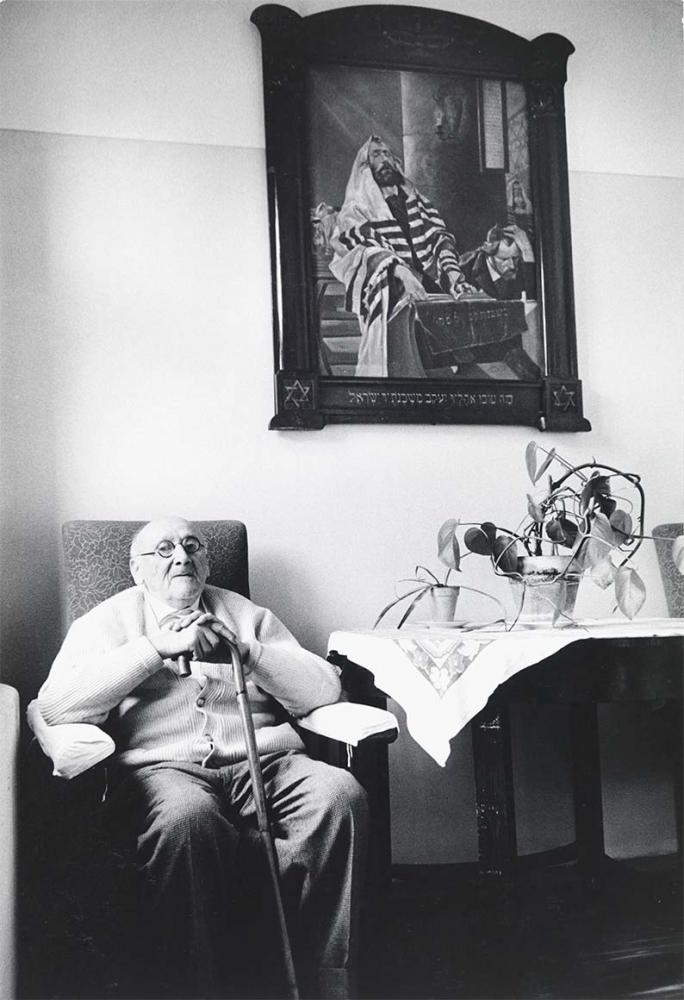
[422,586,460,623]
[511,555,580,624]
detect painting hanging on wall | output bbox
[252,4,591,431]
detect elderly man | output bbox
[330,134,474,376]
[37,516,367,1000]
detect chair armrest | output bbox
[26,701,115,780]
[297,702,398,746]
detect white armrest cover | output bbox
[26,700,115,780]
[298,701,398,746]
[25,699,397,776]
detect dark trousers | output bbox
[105,752,368,999]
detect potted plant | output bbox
[374,526,507,628]
[439,441,684,623]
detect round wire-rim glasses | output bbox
[133,536,205,560]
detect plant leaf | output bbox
[590,558,616,590]
[464,526,492,556]
[597,496,617,518]
[415,565,439,585]
[545,516,578,548]
[567,521,589,572]
[614,565,646,619]
[481,521,498,544]
[373,585,428,628]
[582,511,616,570]
[525,441,538,483]
[672,535,684,574]
[580,474,611,514]
[535,447,557,483]
[492,534,519,575]
[397,587,432,628]
[609,510,633,541]
[579,480,592,513]
[545,518,564,544]
[437,519,461,570]
[526,494,544,523]
[593,510,616,539]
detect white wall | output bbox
[1,0,682,862]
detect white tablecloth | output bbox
[328,618,684,766]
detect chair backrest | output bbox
[653,522,684,617]
[62,520,249,623]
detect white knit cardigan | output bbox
[37,585,341,768]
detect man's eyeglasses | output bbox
[133,536,205,560]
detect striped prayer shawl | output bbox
[337,190,461,294]
[329,137,468,376]
[332,189,464,376]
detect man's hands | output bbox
[446,273,477,300]
[149,611,251,671]
[396,264,477,301]
[501,223,534,261]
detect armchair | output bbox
[653,522,684,617]
[28,520,397,775]
[25,519,397,999]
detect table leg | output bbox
[663,699,683,854]
[569,702,605,873]
[471,698,517,876]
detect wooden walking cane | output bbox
[225,638,300,1000]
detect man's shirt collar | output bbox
[141,587,202,623]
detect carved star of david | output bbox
[552,384,576,411]
[283,379,312,409]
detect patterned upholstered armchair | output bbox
[653,522,684,617]
[28,520,396,776]
[24,520,396,999]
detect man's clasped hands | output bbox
[149,610,251,670]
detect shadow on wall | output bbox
[0,132,63,705]
[249,549,328,658]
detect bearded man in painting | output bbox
[330,135,474,377]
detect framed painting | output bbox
[252,4,591,431]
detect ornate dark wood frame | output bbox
[252,3,591,432]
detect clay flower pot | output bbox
[423,585,460,622]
